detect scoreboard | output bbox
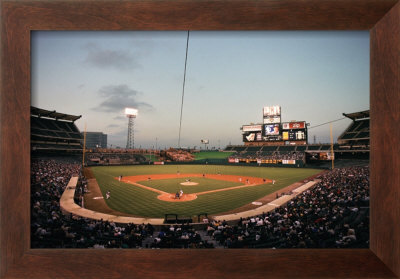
[242,106,308,145]
[282,129,306,141]
[281,121,307,141]
[242,124,263,142]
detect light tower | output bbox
[125,108,138,149]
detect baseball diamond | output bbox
[85,164,322,219]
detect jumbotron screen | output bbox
[264,124,280,136]
[262,124,282,141]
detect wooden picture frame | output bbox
[1,0,399,278]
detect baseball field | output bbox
[86,164,322,219]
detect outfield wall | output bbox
[164,159,306,168]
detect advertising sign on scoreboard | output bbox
[282,121,306,130]
[263,106,281,117]
[242,124,262,132]
[243,132,263,142]
[282,129,306,141]
[263,116,281,124]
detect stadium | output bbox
[31,105,370,249]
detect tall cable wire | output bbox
[308,117,346,129]
[178,31,190,148]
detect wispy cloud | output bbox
[83,43,139,71]
[107,124,120,128]
[93,84,153,113]
[113,116,126,120]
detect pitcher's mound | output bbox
[157,193,197,202]
[180,182,198,186]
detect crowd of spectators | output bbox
[31,159,156,248]
[31,158,208,249]
[229,151,305,162]
[31,158,369,249]
[89,148,159,154]
[205,166,369,248]
[165,148,194,162]
[149,223,214,248]
[86,153,147,166]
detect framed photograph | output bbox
[1,0,399,278]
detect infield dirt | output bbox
[120,173,272,202]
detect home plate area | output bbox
[118,173,272,203]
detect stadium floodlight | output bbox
[201,139,209,150]
[125,108,138,149]
[125,108,138,117]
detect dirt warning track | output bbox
[117,173,272,202]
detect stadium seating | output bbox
[278,145,296,152]
[307,145,321,150]
[31,107,83,153]
[86,152,147,165]
[295,145,307,151]
[31,159,211,249]
[206,166,369,249]
[260,146,278,152]
[165,148,194,162]
[338,110,370,151]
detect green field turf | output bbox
[143,154,160,162]
[90,164,322,218]
[193,151,235,160]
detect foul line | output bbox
[196,183,261,196]
[120,176,268,197]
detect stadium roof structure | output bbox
[343,110,370,121]
[31,106,82,122]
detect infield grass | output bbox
[139,177,242,194]
[90,164,322,218]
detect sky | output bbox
[31,31,369,149]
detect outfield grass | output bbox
[193,151,235,160]
[90,164,322,218]
[143,154,160,162]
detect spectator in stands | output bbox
[31,159,159,249]
[31,158,368,250]
[204,166,369,249]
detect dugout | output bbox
[164,214,193,224]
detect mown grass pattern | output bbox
[91,165,322,218]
